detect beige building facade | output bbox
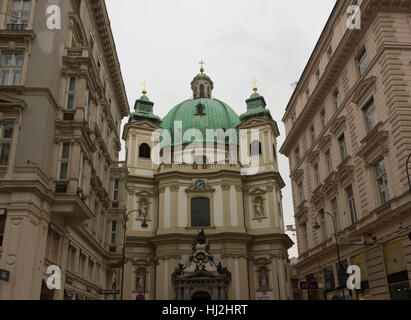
[280,0,411,300]
[0,0,129,300]
[122,70,293,300]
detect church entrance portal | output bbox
[191,291,211,301]
[172,230,231,300]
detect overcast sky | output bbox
[106,0,337,259]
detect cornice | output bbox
[0,86,59,111]
[88,0,129,118]
[280,0,379,154]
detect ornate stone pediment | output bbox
[330,116,347,136]
[291,169,304,182]
[357,122,389,164]
[352,76,377,104]
[336,157,354,184]
[310,184,324,206]
[323,172,337,197]
[0,94,26,107]
[318,135,332,151]
[135,190,154,197]
[307,150,320,164]
[295,201,308,220]
[247,187,267,196]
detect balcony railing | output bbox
[7,23,27,30]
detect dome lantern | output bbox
[191,60,214,99]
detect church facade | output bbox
[122,67,293,300]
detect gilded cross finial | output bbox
[142,81,148,96]
[199,60,205,73]
[252,77,258,93]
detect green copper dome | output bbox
[162,98,241,145]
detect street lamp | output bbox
[406,153,411,193]
[313,209,346,300]
[120,209,148,300]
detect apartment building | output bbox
[280,0,411,300]
[0,0,129,300]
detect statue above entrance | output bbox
[172,230,232,300]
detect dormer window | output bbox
[196,103,205,115]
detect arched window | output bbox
[191,197,210,227]
[200,84,205,98]
[139,143,150,159]
[250,140,262,156]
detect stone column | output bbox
[221,185,231,227]
[0,207,50,300]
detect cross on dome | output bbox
[252,77,258,93]
[199,60,205,73]
[141,81,148,96]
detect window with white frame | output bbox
[47,229,60,263]
[298,182,304,203]
[358,48,369,76]
[65,76,77,110]
[295,147,300,164]
[113,179,119,201]
[363,98,377,134]
[8,0,31,29]
[346,185,357,224]
[0,208,6,247]
[321,109,326,128]
[291,113,296,124]
[314,163,320,187]
[310,125,316,145]
[327,46,333,60]
[325,150,333,175]
[78,152,88,191]
[58,142,70,181]
[84,87,91,123]
[0,123,13,166]
[375,159,390,205]
[0,53,23,85]
[334,90,341,110]
[110,221,117,245]
[338,134,348,161]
